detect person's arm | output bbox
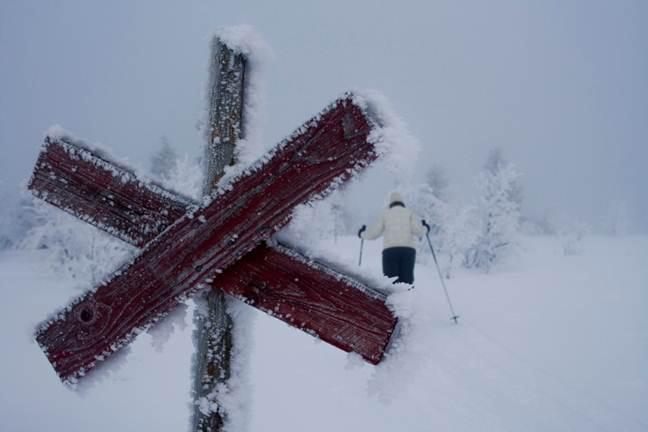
[410,212,426,237]
[362,215,384,240]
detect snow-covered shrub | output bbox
[560,221,588,256]
[441,204,480,278]
[14,137,201,283]
[18,196,133,283]
[406,183,445,258]
[280,190,344,247]
[406,168,481,278]
[330,193,348,243]
[424,165,450,201]
[464,152,521,272]
[0,206,16,250]
[520,214,552,236]
[405,166,449,250]
[149,138,203,200]
[484,148,524,212]
[1,193,42,250]
[150,137,178,182]
[162,154,204,200]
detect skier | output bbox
[358,192,429,285]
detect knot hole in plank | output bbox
[74,302,98,326]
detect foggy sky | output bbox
[1,0,646,232]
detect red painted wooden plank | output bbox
[28,136,190,248]
[36,96,386,383]
[29,128,396,367]
[218,243,396,364]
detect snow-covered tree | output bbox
[278,190,347,248]
[411,194,480,278]
[425,165,449,202]
[404,182,440,266]
[150,136,178,182]
[18,196,133,282]
[440,204,480,278]
[164,154,204,200]
[409,166,450,239]
[409,184,441,236]
[330,193,347,243]
[17,137,202,283]
[150,137,203,200]
[0,188,22,250]
[561,221,588,256]
[464,151,521,272]
[2,192,46,250]
[405,168,474,277]
[484,147,523,210]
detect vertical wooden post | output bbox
[191,37,247,432]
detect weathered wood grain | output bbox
[28,136,190,248]
[219,243,395,364]
[35,96,389,382]
[28,125,396,364]
[194,38,247,432]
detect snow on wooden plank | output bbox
[28,126,397,366]
[35,96,384,383]
[219,243,396,364]
[28,136,191,248]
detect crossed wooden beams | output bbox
[30,96,397,384]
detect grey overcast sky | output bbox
[1,0,646,232]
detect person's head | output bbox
[388,191,405,208]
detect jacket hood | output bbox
[389,192,403,204]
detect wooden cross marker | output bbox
[193,38,247,431]
[30,94,397,385]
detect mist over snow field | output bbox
[1,234,646,432]
[1,3,646,431]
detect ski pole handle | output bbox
[357,225,366,238]
[422,219,430,234]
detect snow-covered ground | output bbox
[1,235,646,431]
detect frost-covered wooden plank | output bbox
[28,122,397,367]
[203,37,246,191]
[194,37,247,432]
[219,243,396,364]
[28,135,191,248]
[36,96,382,383]
[28,134,188,246]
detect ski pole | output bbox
[357,225,366,267]
[423,226,459,324]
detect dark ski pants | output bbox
[382,246,416,285]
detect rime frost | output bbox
[352,89,420,179]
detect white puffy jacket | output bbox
[362,196,425,250]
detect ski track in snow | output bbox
[1,236,647,432]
